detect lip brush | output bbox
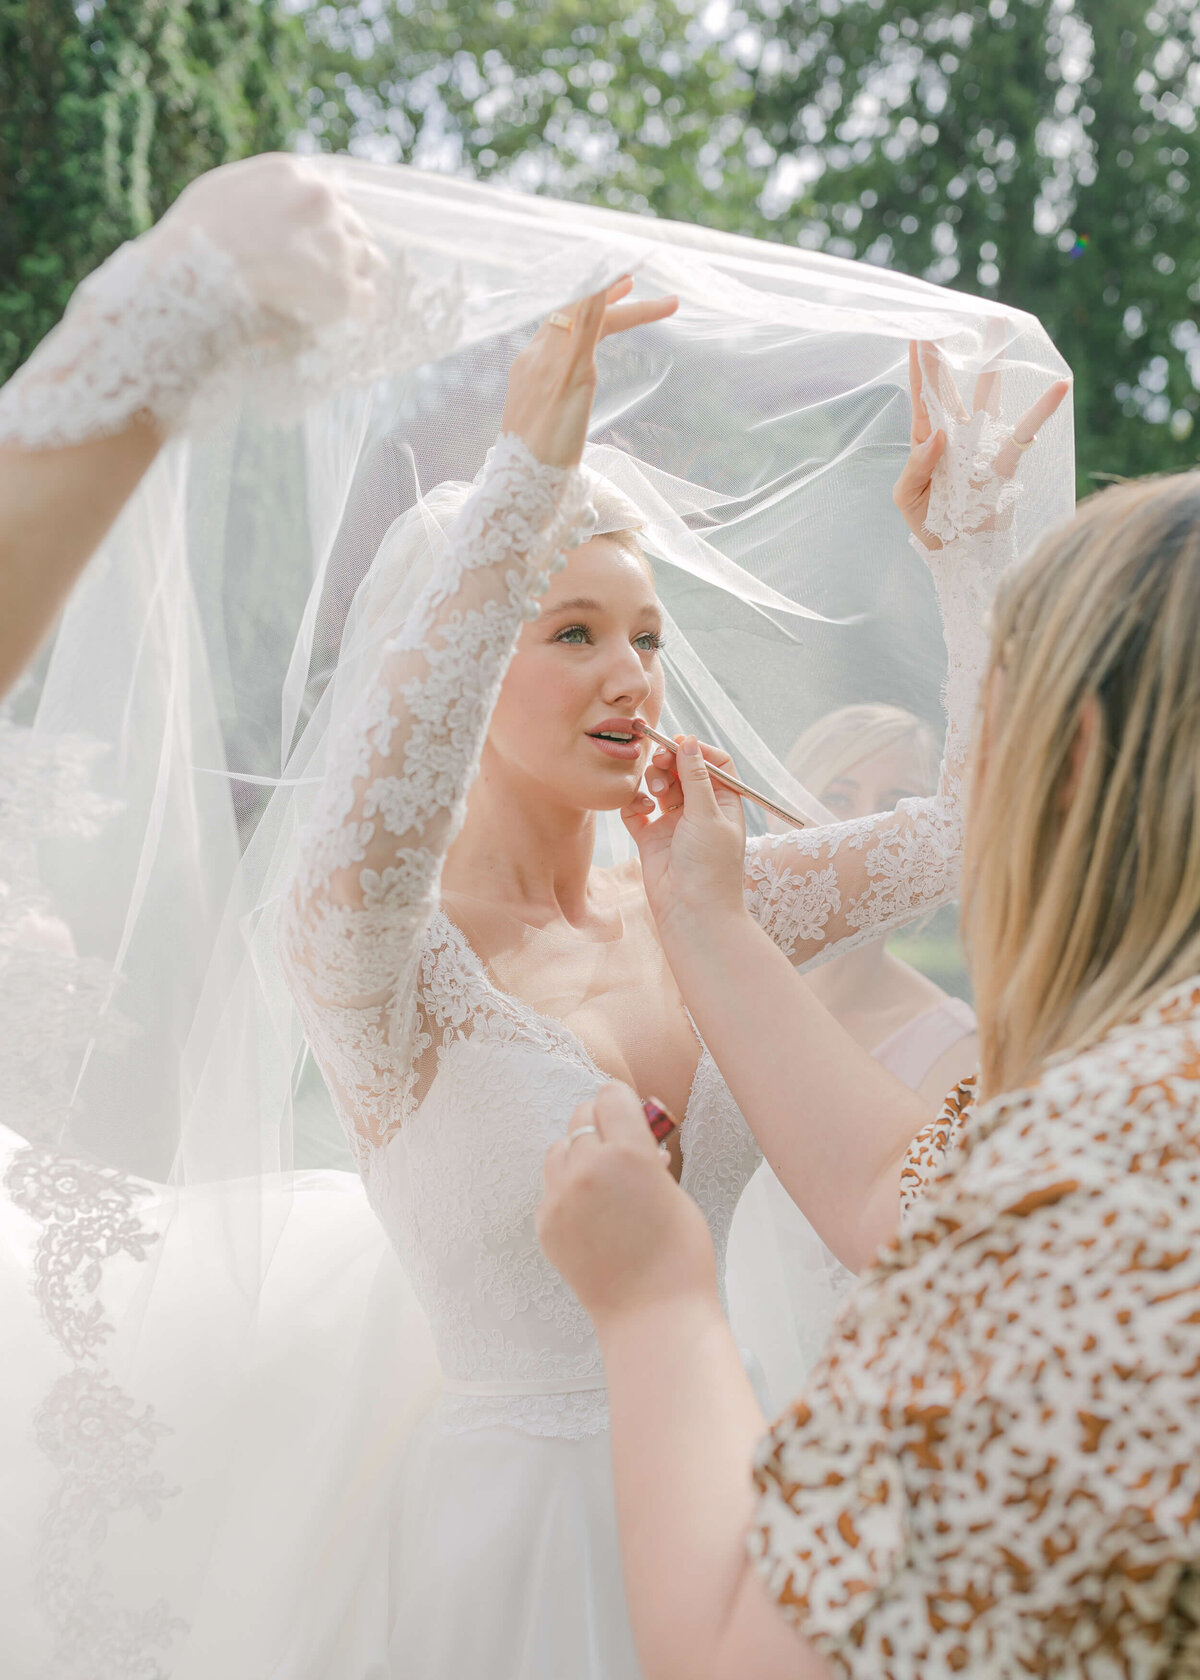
[632,719,810,831]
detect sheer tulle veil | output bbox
[0,157,1073,1676]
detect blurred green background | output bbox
[3,0,1198,494]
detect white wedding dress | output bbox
[277,429,1006,1678]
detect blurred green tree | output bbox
[0,0,305,381]
[5,0,1195,489]
[746,0,1200,490]
[300,0,752,224]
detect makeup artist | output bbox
[537,468,1200,1678]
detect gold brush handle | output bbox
[635,720,809,830]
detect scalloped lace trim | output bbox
[0,721,181,1675]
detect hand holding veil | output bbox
[0,154,388,698]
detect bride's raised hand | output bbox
[892,338,1070,549]
[501,279,678,469]
[622,735,748,941]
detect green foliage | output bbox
[0,0,306,381]
[301,0,753,224]
[306,0,1200,491]
[747,0,1200,491]
[5,0,1196,488]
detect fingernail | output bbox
[682,736,700,756]
[648,774,668,794]
[643,1098,678,1142]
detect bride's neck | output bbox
[444,761,599,923]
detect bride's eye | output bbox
[553,624,592,645]
[634,631,664,654]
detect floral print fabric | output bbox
[750,979,1200,1678]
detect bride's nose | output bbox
[598,640,653,707]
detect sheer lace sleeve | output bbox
[0,225,459,448]
[0,231,270,447]
[277,435,593,1157]
[743,423,1014,969]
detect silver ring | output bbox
[565,1124,599,1150]
[547,311,574,332]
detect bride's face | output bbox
[485,534,666,811]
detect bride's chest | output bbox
[484,925,702,1124]
[374,1039,636,1270]
[372,1033,757,1270]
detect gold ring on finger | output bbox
[547,311,574,332]
[1012,434,1035,453]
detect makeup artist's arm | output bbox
[635,748,923,1272]
[537,1082,835,1680]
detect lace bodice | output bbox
[278,430,1014,1438]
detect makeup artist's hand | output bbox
[622,734,749,943]
[538,1083,717,1326]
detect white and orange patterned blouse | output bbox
[749,977,1200,1678]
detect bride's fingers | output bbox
[908,341,931,446]
[891,428,947,535]
[971,318,1008,417]
[1015,377,1072,442]
[992,378,1071,480]
[569,287,612,354]
[972,363,1001,419]
[921,340,971,425]
[600,293,678,340]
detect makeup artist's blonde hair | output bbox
[966,472,1200,1097]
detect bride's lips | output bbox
[585,717,644,762]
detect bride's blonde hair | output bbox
[966,472,1200,1096]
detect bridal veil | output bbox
[0,158,1073,1677]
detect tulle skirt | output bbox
[0,1127,640,1679]
[387,1414,640,1678]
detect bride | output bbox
[277,284,1059,1675]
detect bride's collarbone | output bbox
[441,888,701,1123]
